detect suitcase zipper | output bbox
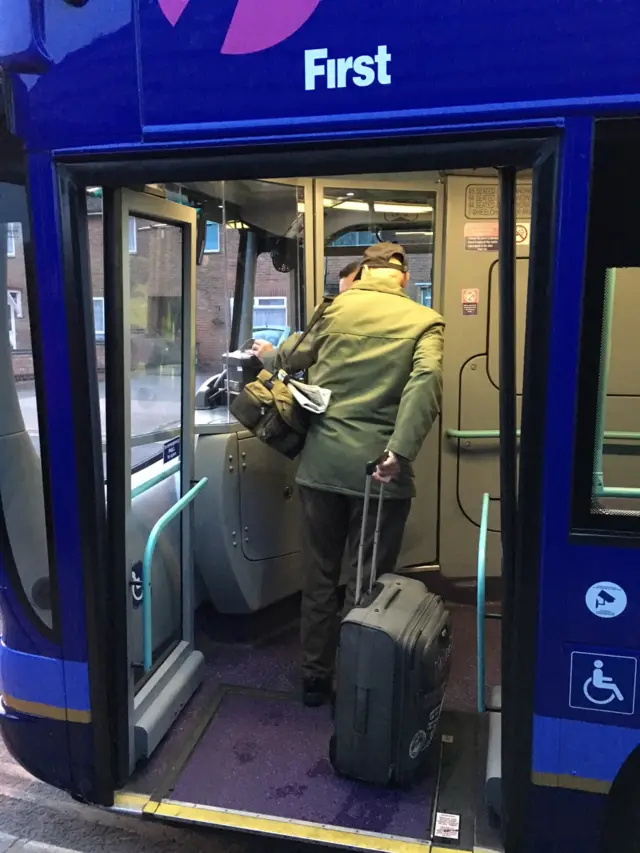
[392,595,442,778]
[402,595,440,655]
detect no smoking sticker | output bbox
[515,221,531,246]
[462,288,479,316]
[462,288,479,304]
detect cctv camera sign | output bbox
[585,581,627,619]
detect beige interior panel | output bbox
[598,266,640,511]
[439,176,531,579]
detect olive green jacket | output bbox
[262,271,444,498]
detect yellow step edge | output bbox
[149,798,435,852]
[112,792,151,813]
[115,793,479,851]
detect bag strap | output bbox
[287,296,334,359]
[275,296,333,378]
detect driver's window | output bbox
[222,181,303,349]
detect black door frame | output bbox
[55,128,560,849]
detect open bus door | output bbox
[101,188,204,781]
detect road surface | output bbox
[17,372,214,467]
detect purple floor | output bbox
[195,601,501,709]
[129,602,501,839]
[171,689,433,839]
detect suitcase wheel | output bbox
[330,734,347,778]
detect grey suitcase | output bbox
[330,460,452,787]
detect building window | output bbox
[204,221,220,253]
[129,217,137,254]
[7,289,22,319]
[415,282,432,308]
[253,296,287,328]
[7,290,22,350]
[6,291,17,350]
[93,296,105,339]
[6,222,19,258]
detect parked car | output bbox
[251,325,290,348]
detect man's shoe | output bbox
[302,676,332,707]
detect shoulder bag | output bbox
[230,298,333,459]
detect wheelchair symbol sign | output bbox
[584,660,625,704]
[569,652,637,716]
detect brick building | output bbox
[6,209,293,380]
[6,211,432,380]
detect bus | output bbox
[0,3,640,852]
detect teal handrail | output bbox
[601,432,640,441]
[132,460,180,499]
[594,269,616,493]
[598,486,640,499]
[449,422,640,500]
[142,477,209,672]
[447,429,520,440]
[477,492,490,713]
[447,428,640,441]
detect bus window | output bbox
[0,179,56,633]
[573,119,640,530]
[588,266,640,515]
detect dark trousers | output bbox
[298,485,411,681]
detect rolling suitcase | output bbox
[330,460,453,787]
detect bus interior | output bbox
[112,172,510,846]
[3,154,638,851]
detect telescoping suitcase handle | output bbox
[354,454,388,607]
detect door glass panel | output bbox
[122,197,195,686]
[129,217,184,470]
[86,187,107,471]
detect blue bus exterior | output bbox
[1,2,640,851]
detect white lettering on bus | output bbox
[304,46,392,91]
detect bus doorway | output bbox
[80,140,555,853]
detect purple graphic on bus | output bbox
[157,0,322,55]
[157,0,189,26]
